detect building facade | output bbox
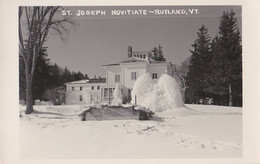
[65,46,174,104]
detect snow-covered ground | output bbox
[20,104,242,158]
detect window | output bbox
[140,55,142,58]
[97,86,100,90]
[143,55,146,59]
[115,74,120,83]
[104,88,108,97]
[109,88,113,97]
[131,72,137,80]
[79,95,83,101]
[80,86,82,91]
[152,73,158,79]
[91,86,94,90]
[72,86,74,91]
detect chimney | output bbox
[128,46,132,58]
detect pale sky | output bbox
[45,6,241,78]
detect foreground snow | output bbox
[20,104,242,158]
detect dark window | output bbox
[144,55,146,59]
[79,95,82,101]
[97,86,100,90]
[131,72,137,80]
[72,86,74,91]
[91,86,94,90]
[115,74,120,83]
[80,86,82,91]
[140,55,142,58]
[104,88,108,97]
[152,73,158,79]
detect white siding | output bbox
[107,66,122,85]
[123,63,147,89]
[147,64,168,79]
[65,83,103,105]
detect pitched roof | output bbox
[89,78,106,83]
[102,63,120,67]
[103,57,149,67]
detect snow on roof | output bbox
[65,78,106,84]
[66,79,90,84]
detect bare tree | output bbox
[19,6,73,114]
[174,57,190,89]
[174,57,190,102]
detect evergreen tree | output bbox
[74,71,84,81]
[151,45,166,61]
[151,46,158,60]
[50,63,62,86]
[205,10,242,106]
[185,25,211,103]
[61,66,72,83]
[32,48,52,101]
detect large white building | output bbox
[65,46,174,104]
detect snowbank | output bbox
[131,73,184,112]
[20,104,242,158]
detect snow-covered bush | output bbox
[132,73,184,112]
[112,84,123,106]
[131,73,155,105]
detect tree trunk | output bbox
[229,83,233,106]
[25,71,33,114]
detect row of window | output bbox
[133,54,146,59]
[71,86,100,91]
[70,73,158,91]
[114,72,158,83]
[79,95,100,101]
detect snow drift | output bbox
[131,73,184,112]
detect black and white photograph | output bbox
[17,5,243,158]
[1,1,260,163]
